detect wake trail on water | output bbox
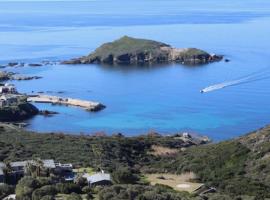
[201,67,270,93]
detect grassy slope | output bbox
[89,36,169,59]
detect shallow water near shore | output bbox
[1,0,270,140]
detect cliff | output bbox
[62,36,223,65]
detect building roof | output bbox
[43,159,56,169]
[10,161,27,168]
[84,173,111,184]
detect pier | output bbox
[27,95,105,112]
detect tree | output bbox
[112,167,139,184]
[0,184,14,199]
[15,176,40,200]
[32,185,57,200]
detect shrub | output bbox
[56,182,81,194]
[112,167,139,184]
[32,185,57,200]
[0,184,15,199]
[15,176,40,200]
[66,193,82,200]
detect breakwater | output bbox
[27,95,105,112]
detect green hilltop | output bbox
[63,36,222,65]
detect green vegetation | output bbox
[0,184,14,199]
[0,102,39,121]
[98,184,191,200]
[63,36,221,65]
[1,123,270,199]
[89,36,169,59]
[0,124,190,171]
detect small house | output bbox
[83,172,112,187]
[0,84,17,94]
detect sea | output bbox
[0,0,270,140]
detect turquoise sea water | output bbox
[0,0,270,140]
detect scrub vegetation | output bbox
[1,123,270,199]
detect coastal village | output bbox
[0,127,214,200]
[0,83,26,108]
[0,75,105,122]
[0,134,213,200]
[0,159,112,200]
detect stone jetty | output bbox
[27,95,105,112]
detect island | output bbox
[62,36,223,65]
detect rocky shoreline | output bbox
[0,71,42,81]
[62,36,223,65]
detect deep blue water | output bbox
[1,0,270,140]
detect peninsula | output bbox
[62,36,223,65]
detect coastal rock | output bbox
[11,75,42,81]
[0,102,39,121]
[8,62,19,67]
[62,36,223,65]
[39,110,59,116]
[0,71,13,81]
[28,63,42,67]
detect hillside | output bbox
[1,124,270,199]
[62,36,223,65]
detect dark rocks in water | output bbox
[62,36,223,66]
[8,62,19,67]
[87,103,106,112]
[225,59,230,62]
[28,63,42,67]
[39,110,59,116]
[0,103,39,122]
[11,75,42,81]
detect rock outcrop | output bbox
[0,102,39,122]
[62,36,223,65]
[0,71,13,81]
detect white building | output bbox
[0,83,17,94]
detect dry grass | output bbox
[145,173,203,193]
[150,145,179,156]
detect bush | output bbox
[0,184,15,199]
[112,167,139,184]
[98,184,189,200]
[40,195,55,200]
[16,176,40,200]
[32,185,57,200]
[66,193,82,200]
[56,182,81,194]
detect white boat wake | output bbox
[201,68,270,93]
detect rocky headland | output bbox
[0,101,39,121]
[62,36,223,65]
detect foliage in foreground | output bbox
[1,124,270,198]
